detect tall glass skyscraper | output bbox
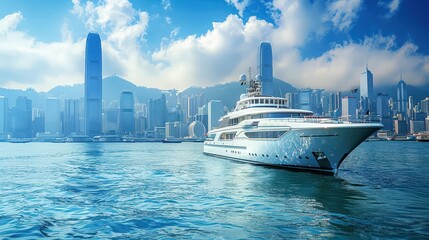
[45,97,61,134]
[119,91,135,134]
[397,78,408,115]
[258,42,273,96]
[84,32,102,137]
[360,67,374,114]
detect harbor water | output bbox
[0,141,428,239]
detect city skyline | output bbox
[0,0,429,92]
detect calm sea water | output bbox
[0,141,428,239]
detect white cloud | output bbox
[0,12,84,91]
[325,0,362,31]
[270,0,326,48]
[161,0,171,11]
[378,0,402,18]
[275,35,429,91]
[225,0,250,17]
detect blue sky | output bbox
[0,0,428,92]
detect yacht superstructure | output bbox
[203,72,383,175]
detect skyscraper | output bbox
[45,97,61,134]
[119,91,135,134]
[84,32,102,137]
[208,100,224,131]
[64,99,81,136]
[341,96,357,121]
[11,96,32,138]
[397,78,407,115]
[0,96,8,134]
[360,67,374,114]
[147,95,167,130]
[258,42,273,96]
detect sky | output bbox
[0,0,428,92]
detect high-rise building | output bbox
[208,100,224,131]
[147,95,167,130]
[64,99,81,136]
[341,96,357,121]
[84,32,102,137]
[397,78,407,115]
[258,42,273,96]
[284,93,297,109]
[298,89,311,111]
[0,96,8,134]
[376,93,392,131]
[360,67,374,114]
[187,94,204,120]
[421,97,429,116]
[11,96,32,138]
[45,97,61,134]
[119,91,135,134]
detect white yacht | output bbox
[203,74,383,175]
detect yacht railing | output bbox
[265,115,382,124]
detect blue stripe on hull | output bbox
[203,152,336,175]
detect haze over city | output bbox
[1,0,428,92]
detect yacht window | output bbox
[274,99,278,104]
[244,131,288,139]
[270,99,274,104]
[265,99,269,104]
[251,99,254,104]
[255,99,259,104]
[220,132,236,140]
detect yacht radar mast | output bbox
[239,67,262,97]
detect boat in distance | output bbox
[203,74,383,175]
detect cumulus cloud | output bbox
[0,12,84,91]
[378,0,402,18]
[225,0,250,17]
[270,0,326,48]
[276,35,429,91]
[325,0,362,31]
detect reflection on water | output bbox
[0,142,428,238]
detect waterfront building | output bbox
[397,78,408,115]
[187,94,204,120]
[360,67,374,114]
[284,93,297,109]
[11,96,32,138]
[376,93,392,131]
[188,121,205,138]
[196,105,208,132]
[119,91,135,134]
[64,99,81,136]
[421,97,429,116]
[103,108,119,134]
[208,100,224,131]
[0,96,8,134]
[394,119,407,136]
[147,95,167,130]
[45,97,61,134]
[258,42,273,96]
[32,108,45,135]
[342,96,357,121]
[164,89,178,112]
[298,88,312,111]
[84,32,102,137]
[410,120,425,134]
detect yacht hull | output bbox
[203,123,382,175]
